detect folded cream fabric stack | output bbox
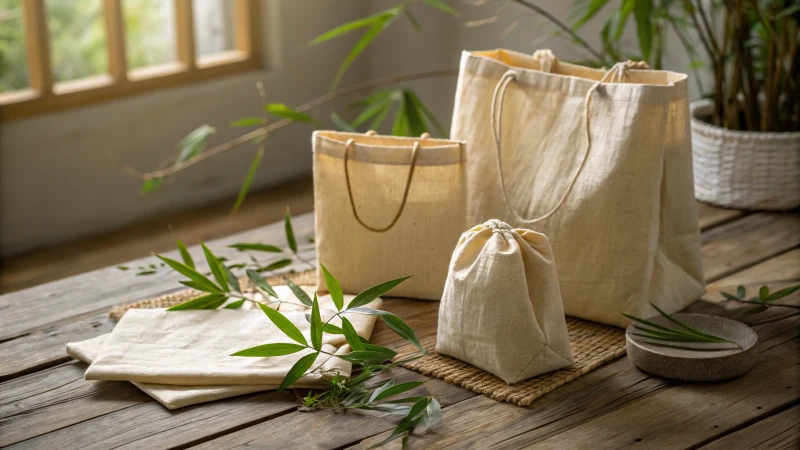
[66,285,382,409]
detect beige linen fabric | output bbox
[68,334,351,409]
[436,220,573,383]
[70,286,381,408]
[313,131,466,300]
[450,49,705,327]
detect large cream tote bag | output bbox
[451,49,705,327]
[313,130,466,300]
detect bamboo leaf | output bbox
[403,9,422,30]
[222,264,241,293]
[224,299,245,309]
[258,303,308,346]
[229,243,283,253]
[309,10,392,45]
[232,342,307,357]
[331,10,400,89]
[155,254,220,293]
[720,291,740,301]
[247,269,278,298]
[279,351,318,391]
[352,95,391,127]
[421,0,458,15]
[573,0,610,29]
[321,264,344,311]
[339,345,397,363]
[370,381,424,402]
[284,277,314,307]
[310,294,323,351]
[177,124,216,163]
[649,303,733,343]
[330,112,358,132]
[406,89,446,137]
[176,239,195,269]
[230,117,265,127]
[168,293,227,310]
[392,94,410,136]
[633,0,654,61]
[426,397,442,429]
[258,259,293,272]
[736,285,746,299]
[614,0,634,40]
[180,280,223,294]
[348,276,413,309]
[341,316,366,351]
[201,243,229,292]
[265,103,318,125]
[370,98,393,130]
[759,286,770,301]
[403,90,427,136]
[284,207,297,253]
[231,143,264,214]
[765,284,800,302]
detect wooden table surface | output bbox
[1,203,798,449]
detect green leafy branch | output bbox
[624,303,743,351]
[161,244,434,447]
[719,284,800,320]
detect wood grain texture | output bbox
[0,313,114,381]
[697,405,800,450]
[701,212,800,282]
[697,203,747,231]
[0,212,315,341]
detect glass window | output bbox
[193,0,235,59]
[46,0,108,82]
[0,0,29,92]
[124,0,177,70]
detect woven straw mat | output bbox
[108,269,627,407]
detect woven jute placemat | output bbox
[108,269,317,320]
[397,318,627,407]
[108,269,627,407]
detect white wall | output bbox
[0,0,371,257]
[1,0,698,257]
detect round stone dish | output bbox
[626,313,758,381]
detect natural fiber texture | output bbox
[404,317,626,407]
[451,49,705,327]
[691,100,800,211]
[108,269,317,320]
[437,220,573,383]
[313,130,467,300]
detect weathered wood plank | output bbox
[5,390,298,450]
[698,405,800,450]
[0,313,114,381]
[701,212,800,282]
[697,202,746,231]
[354,317,800,449]
[0,362,150,447]
[192,369,475,450]
[707,248,800,291]
[0,212,315,341]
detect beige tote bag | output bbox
[313,131,466,300]
[451,49,705,327]
[436,220,573,384]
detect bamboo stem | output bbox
[125,69,458,180]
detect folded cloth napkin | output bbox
[67,285,382,409]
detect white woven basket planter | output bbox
[691,100,800,210]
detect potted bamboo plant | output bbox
[686,0,799,210]
[573,0,799,210]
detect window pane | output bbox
[124,0,176,69]
[193,0,234,58]
[46,0,107,82]
[0,0,29,92]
